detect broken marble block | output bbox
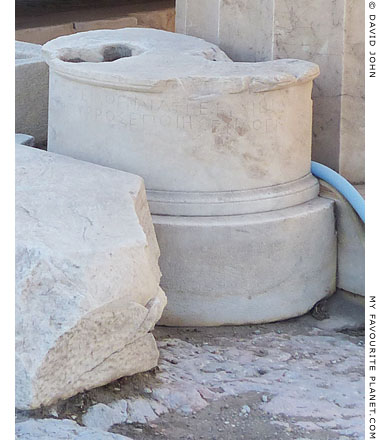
[15,144,166,409]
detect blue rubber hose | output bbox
[311,161,365,223]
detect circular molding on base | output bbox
[147,173,319,216]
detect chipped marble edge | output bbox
[16,41,45,65]
[41,29,319,93]
[43,59,319,94]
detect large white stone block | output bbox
[319,181,364,296]
[16,144,166,409]
[176,0,365,183]
[15,41,49,146]
[42,28,336,325]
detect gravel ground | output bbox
[16,292,364,440]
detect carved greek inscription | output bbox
[78,90,286,135]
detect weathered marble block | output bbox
[319,181,365,296]
[176,0,365,184]
[42,28,336,326]
[16,144,166,409]
[15,41,49,146]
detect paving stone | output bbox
[15,418,132,440]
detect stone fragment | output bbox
[82,402,127,431]
[152,385,208,414]
[319,180,364,296]
[300,289,364,332]
[15,133,35,146]
[15,418,131,440]
[125,397,158,424]
[15,41,49,145]
[82,397,160,431]
[16,144,166,409]
[240,405,251,415]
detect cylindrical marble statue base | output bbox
[43,28,337,326]
[155,198,336,326]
